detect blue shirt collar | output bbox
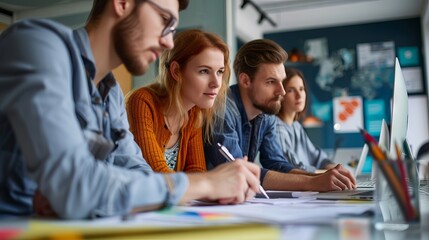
[73,27,116,99]
[73,27,96,80]
[229,84,265,125]
[229,84,250,124]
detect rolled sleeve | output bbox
[129,172,188,210]
[259,116,294,173]
[97,170,188,218]
[109,84,153,173]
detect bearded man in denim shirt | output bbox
[205,39,356,192]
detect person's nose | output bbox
[295,90,302,99]
[160,33,174,50]
[278,82,286,96]
[210,74,221,89]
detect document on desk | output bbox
[19,209,280,240]
[132,208,248,226]
[182,203,374,225]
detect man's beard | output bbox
[252,96,283,115]
[113,10,148,75]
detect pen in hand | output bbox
[217,143,270,199]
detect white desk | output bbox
[1,193,427,240]
[280,193,428,240]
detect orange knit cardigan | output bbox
[126,87,206,173]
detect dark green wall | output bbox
[265,18,424,149]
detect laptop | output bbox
[316,145,374,200]
[316,154,374,200]
[355,119,390,188]
[332,145,375,189]
[316,189,374,200]
[332,147,362,173]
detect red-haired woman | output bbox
[127,29,230,173]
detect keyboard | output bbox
[420,179,429,196]
[357,178,429,194]
[356,174,375,188]
[357,179,375,188]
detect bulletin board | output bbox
[265,18,426,150]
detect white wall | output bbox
[234,0,263,41]
[260,0,424,34]
[408,96,429,155]
[418,0,429,154]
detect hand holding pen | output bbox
[217,143,270,199]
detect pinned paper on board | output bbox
[364,99,387,136]
[402,67,423,93]
[357,41,395,69]
[397,46,419,66]
[333,96,364,133]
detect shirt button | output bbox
[104,112,109,117]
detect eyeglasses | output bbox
[144,0,178,37]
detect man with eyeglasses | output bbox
[0,0,260,219]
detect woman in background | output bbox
[276,67,353,177]
[126,29,230,173]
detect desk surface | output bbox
[280,194,428,240]
[1,193,428,240]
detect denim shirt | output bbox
[0,19,187,219]
[204,84,294,183]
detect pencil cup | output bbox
[417,159,429,181]
[373,159,420,231]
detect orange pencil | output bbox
[368,143,386,161]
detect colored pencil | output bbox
[395,143,416,221]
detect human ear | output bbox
[238,73,251,88]
[169,61,182,82]
[112,0,132,18]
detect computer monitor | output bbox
[389,58,409,158]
